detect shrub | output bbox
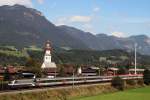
[143,69,150,85]
[111,76,125,90]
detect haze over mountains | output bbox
[0,5,150,55]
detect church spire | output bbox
[45,40,52,51]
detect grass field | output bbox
[73,86,150,100]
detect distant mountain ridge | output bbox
[59,25,150,55]
[0,5,150,55]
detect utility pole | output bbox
[134,43,137,75]
[98,63,101,76]
[72,69,74,88]
[55,69,56,78]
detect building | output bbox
[129,68,145,74]
[77,66,82,75]
[107,67,119,76]
[41,40,57,76]
[107,67,145,75]
[81,66,99,76]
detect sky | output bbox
[0,0,150,37]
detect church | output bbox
[41,40,57,77]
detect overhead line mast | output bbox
[134,43,137,75]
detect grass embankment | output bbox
[0,84,115,100]
[73,86,150,100]
[0,80,146,100]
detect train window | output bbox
[20,73,35,79]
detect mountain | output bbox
[128,35,150,54]
[58,25,150,55]
[0,5,150,55]
[59,26,124,50]
[0,4,88,49]
[58,25,100,50]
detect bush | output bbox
[111,76,125,90]
[126,79,136,86]
[143,69,150,85]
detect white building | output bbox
[41,40,57,69]
[77,66,82,75]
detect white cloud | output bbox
[54,16,95,33]
[55,15,92,25]
[37,0,44,4]
[82,24,95,33]
[0,0,33,7]
[93,7,100,12]
[70,16,92,23]
[55,17,67,25]
[111,32,126,37]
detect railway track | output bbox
[0,82,111,95]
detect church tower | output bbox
[44,40,52,63]
[41,40,57,69]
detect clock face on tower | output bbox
[47,43,50,47]
[45,41,51,51]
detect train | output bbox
[8,74,143,89]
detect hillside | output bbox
[0,46,150,68]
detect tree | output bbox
[94,62,104,76]
[59,65,65,77]
[4,68,10,81]
[26,58,42,77]
[143,69,150,85]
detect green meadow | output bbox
[73,86,150,100]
